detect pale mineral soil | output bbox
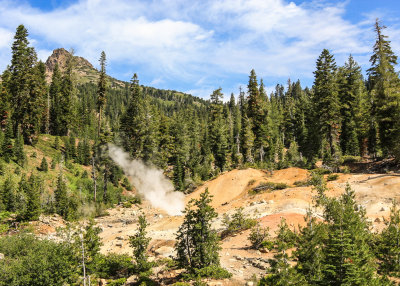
[91,167,400,284]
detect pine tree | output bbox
[247,70,269,158]
[377,201,400,276]
[8,25,46,144]
[49,64,64,135]
[23,174,42,221]
[0,72,11,130]
[39,157,48,172]
[14,126,26,166]
[338,55,366,156]
[129,212,151,273]
[241,115,254,163]
[120,74,147,159]
[313,49,341,165]
[209,88,228,171]
[1,176,16,212]
[321,184,378,285]
[367,19,400,157]
[82,219,102,274]
[175,189,221,271]
[97,51,107,139]
[260,218,307,286]
[1,120,13,163]
[55,172,69,219]
[295,210,326,285]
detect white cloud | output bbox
[0,0,398,97]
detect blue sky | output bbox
[0,0,399,99]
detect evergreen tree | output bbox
[49,64,64,135]
[1,176,16,212]
[13,126,26,166]
[129,212,151,273]
[247,70,269,159]
[97,51,107,139]
[260,218,306,286]
[120,74,147,159]
[55,172,69,219]
[295,210,326,285]
[23,174,42,221]
[82,219,102,274]
[209,88,228,171]
[39,157,48,172]
[175,189,221,271]
[1,120,13,162]
[338,55,366,156]
[8,25,46,144]
[313,49,341,165]
[367,19,400,157]
[321,184,378,285]
[0,72,11,130]
[377,202,400,277]
[241,115,254,163]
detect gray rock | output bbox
[0,253,4,260]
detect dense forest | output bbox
[0,18,400,285]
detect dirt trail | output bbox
[94,167,400,284]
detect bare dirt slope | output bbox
[94,167,400,284]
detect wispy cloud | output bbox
[0,0,398,98]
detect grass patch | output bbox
[249,182,289,195]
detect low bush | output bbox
[107,278,127,286]
[248,223,272,250]
[293,179,311,187]
[96,253,135,279]
[221,207,257,238]
[327,174,339,181]
[249,182,289,195]
[311,168,332,175]
[342,155,361,164]
[181,265,232,280]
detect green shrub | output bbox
[327,174,339,181]
[247,179,256,186]
[107,278,127,286]
[172,282,191,286]
[182,265,232,280]
[122,177,132,191]
[39,157,48,172]
[14,167,21,175]
[340,166,351,174]
[311,168,332,175]
[221,207,257,238]
[248,223,271,249]
[96,253,135,279]
[249,182,289,195]
[0,234,79,285]
[342,155,361,164]
[30,152,37,158]
[293,179,311,187]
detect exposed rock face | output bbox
[44,48,125,87]
[44,48,96,83]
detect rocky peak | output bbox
[45,48,96,82]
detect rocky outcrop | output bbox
[45,48,96,83]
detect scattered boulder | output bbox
[0,253,4,260]
[155,246,176,258]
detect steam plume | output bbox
[108,144,184,216]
